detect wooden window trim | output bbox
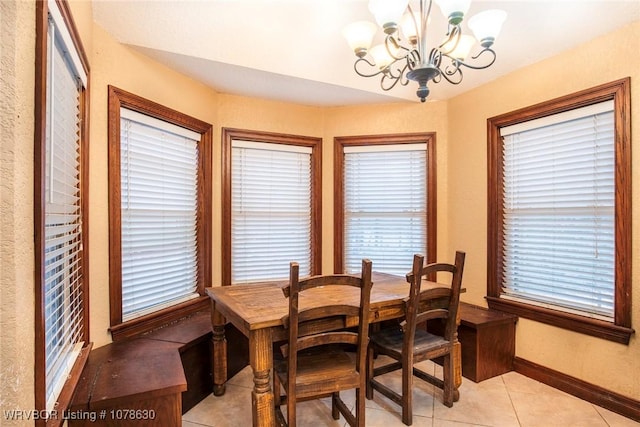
[221,128,322,285]
[486,78,633,344]
[34,1,91,425]
[333,133,437,274]
[107,85,212,340]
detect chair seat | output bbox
[371,327,450,360]
[274,348,360,399]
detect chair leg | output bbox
[287,384,296,427]
[401,359,413,426]
[274,374,287,426]
[331,392,340,420]
[274,375,281,408]
[366,346,374,399]
[356,386,366,427]
[442,354,454,407]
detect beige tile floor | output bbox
[183,358,639,427]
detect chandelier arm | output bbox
[440,55,462,75]
[456,48,497,70]
[380,66,407,91]
[353,57,386,78]
[428,47,443,70]
[440,71,464,85]
[385,61,404,80]
[440,62,463,84]
[379,74,395,91]
[397,60,411,85]
[406,49,420,71]
[398,57,413,86]
[385,36,411,60]
[438,25,462,55]
[382,58,412,89]
[407,4,419,42]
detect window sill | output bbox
[46,343,92,427]
[110,296,210,341]
[486,296,634,345]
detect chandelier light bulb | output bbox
[434,0,471,25]
[370,44,394,70]
[441,34,476,60]
[343,21,378,58]
[400,11,426,45]
[468,9,507,47]
[368,0,410,34]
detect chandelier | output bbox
[343,0,507,102]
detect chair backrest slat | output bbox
[296,332,359,353]
[415,308,449,325]
[298,305,361,323]
[282,275,364,297]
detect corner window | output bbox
[487,79,632,344]
[108,86,212,339]
[334,133,437,275]
[222,129,321,284]
[35,0,90,420]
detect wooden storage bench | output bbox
[69,311,213,426]
[430,302,518,382]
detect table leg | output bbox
[249,328,275,427]
[453,341,461,402]
[211,303,227,396]
[453,299,463,403]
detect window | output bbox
[222,129,321,285]
[334,133,437,275]
[108,86,212,340]
[35,0,90,422]
[487,79,632,344]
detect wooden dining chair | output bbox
[273,259,373,427]
[366,251,466,426]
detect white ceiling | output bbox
[92,0,640,107]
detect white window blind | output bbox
[343,144,427,276]
[501,101,615,320]
[232,140,312,283]
[120,109,200,320]
[44,7,85,411]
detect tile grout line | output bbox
[501,374,524,427]
[592,402,613,427]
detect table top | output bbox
[205,272,455,333]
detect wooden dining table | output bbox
[205,272,462,427]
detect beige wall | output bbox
[447,21,640,399]
[88,22,222,347]
[215,94,326,279]
[85,23,451,346]
[2,0,638,414]
[0,0,36,418]
[323,103,451,272]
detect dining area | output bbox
[206,252,466,427]
[200,250,637,427]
